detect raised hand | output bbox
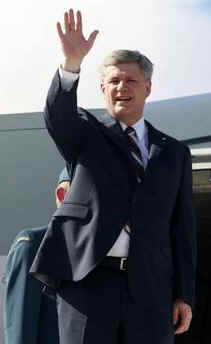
[57,9,99,72]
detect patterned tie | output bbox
[124,126,145,181]
[123,126,145,236]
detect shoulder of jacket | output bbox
[13,226,47,245]
[152,125,189,152]
[164,134,188,150]
[77,106,101,124]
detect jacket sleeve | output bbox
[3,240,42,344]
[44,70,96,163]
[171,146,197,309]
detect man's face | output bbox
[101,62,151,126]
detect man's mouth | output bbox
[115,97,132,102]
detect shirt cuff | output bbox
[59,65,79,90]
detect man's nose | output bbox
[117,80,127,90]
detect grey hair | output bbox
[99,49,154,81]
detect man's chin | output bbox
[109,107,143,125]
[114,111,134,123]
[112,106,130,119]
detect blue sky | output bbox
[0,1,210,114]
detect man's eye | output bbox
[128,79,136,83]
[110,80,119,84]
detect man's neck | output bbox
[119,115,144,129]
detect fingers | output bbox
[64,11,71,32]
[57,9,76,39]
[56,8,99,53]
[87,30,99,48]
[57,22,64,40]
[76,11,82,32]
[63,9,83,33]
[174,311,192,335]
[172,304,179,326]
[173,302,192,335]
[63,9,76,33]
[68,9,75,31]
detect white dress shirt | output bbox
[59,67,149,257]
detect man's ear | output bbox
[56,186,66,203]
[145,80,151,98]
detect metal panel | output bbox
[0,114,64,254]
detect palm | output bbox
[60,30,92,62]
[57,9,98,62]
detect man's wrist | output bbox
[59,65,79,90]
[62,59,82,73]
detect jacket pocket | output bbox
[53,203,89,218]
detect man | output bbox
[3,168,70,344]
[31,8,197,344]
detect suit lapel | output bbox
[101,116,167,162]
[97,112,138,181]
[96,112,169,182]
[145,120,168,174]
[99,112,127,150]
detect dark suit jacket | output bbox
[3,226,59,344]
[31,71,197,344]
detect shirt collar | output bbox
[119,116,146,142]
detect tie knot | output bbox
[124,126,144,179]
[125,126,137,138]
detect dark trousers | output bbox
[57,265,174,344]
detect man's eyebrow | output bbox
[108,77,119,81]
